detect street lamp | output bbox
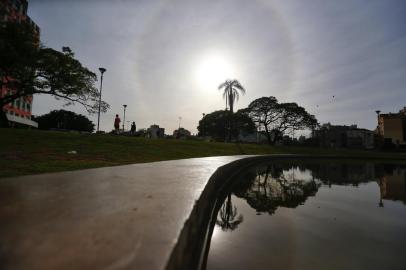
[375,110,381,137]
[202,113,205,136]
[123,104,127,131]
[97,67,106,132]
[178,116,182,130]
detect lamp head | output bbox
[123,104,127,108]
[99,67,106,74]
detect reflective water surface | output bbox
[206,162,406,270]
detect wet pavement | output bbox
[0,156,249,270]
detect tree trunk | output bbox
[225,193,232,224]
[271,135,278,145]
[228,114,233,142]
[228,92,233,142]
[271,129,283,145]
[264,125,272,145]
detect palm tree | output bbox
[218,79,246,141]
[218,79,246,114]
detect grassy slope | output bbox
[1,128,405,178]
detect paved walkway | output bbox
[0,156,249,270]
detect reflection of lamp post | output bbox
[97,67,106,132]
[123,104,127,131]
[378,178,384,208]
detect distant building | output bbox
[173,127,191,139]
[147,124,165,138]
[315,123,374,149]
[298,135,306,143]
[376,107,406,147]
[238,129,268,144]
[1,0,40,128]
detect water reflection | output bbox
[376,164,406,206]
[231,164,321,215]
[220,163,406,217]
[216,194,243,231]
[207,161,406,270]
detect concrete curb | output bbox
[165,154,406,270]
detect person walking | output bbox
[114,114,121,134]
[130,122,136,135]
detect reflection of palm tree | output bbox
[216,194,243,231]
[218,80,246,141]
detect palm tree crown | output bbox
[218,79,246,114]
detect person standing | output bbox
[114,114,121,134]
[130,122,136,135]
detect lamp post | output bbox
[97,67,106,132]
[123,104,127,131]
[178,116,182,130]
[202,113,205,136]
[375,110,381,135]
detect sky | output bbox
[28,0,406,134]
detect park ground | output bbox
[1,128,406,178]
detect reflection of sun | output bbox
[211,224,222,241]
[195,53,234,91]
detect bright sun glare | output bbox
[195,53,234,91]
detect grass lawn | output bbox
[1,128,405,178]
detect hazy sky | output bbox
[28,0,406,134]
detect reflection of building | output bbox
[1,0,39,128]
[315,123,374,149]
[376,108,406,147]
[147,124,165,138]
[311,163,375,185]
[377,167,406,204]
[173,127,191,139]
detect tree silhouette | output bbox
[218,79,246,141]
[248,96,318,144]
[197,109,255,140]
[215,194,243,231]
[34,109,95,132]
[0,22,109,127]
[218,80,245,114]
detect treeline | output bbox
[33,110,94,132]
[198,96,317,145]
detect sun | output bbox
[195,53,235,91]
